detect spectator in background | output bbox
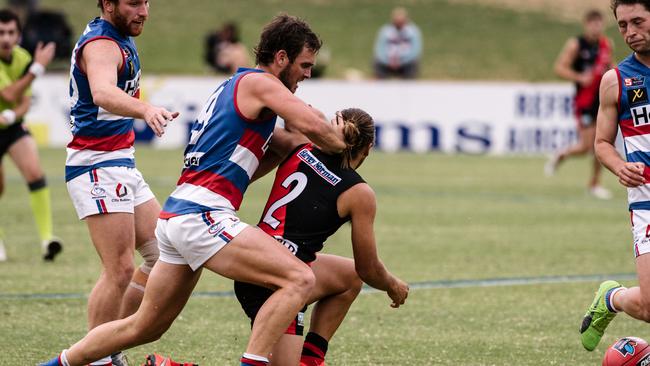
[545,10,613,200]
[205,21,251,74]
[372,7,422,79]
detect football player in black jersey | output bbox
[547,9,614,199]
[235,108,409,366]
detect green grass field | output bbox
[38,0,631,80]
[0,147,647,365]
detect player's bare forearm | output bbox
[596,140,645,187]
[92,84,147,119]
[13,95,30,118]
[355,259,393,291]
[0,73,36,104]
[595,140,625,176]
[302,116,345,154]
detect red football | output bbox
[603,337,650,366]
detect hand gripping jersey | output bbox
[66,17,141,182]
[258,143,365,263]
[617,54,650,210]
[574,36,612,113]
[160,68,277,218]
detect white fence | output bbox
[28,75,578,154]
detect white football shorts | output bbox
[631,210,650,257]
[67,166,155,219]
[156,210,249,271]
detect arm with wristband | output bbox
[0,42,55,112]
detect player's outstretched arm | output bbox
[340,183,409,308]
[0,41,55,104]
[595,69,645,187]
[81,40,178,136]
[237,72,345,153]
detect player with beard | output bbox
[60,0,179,364]
[40,14,345,366]
[580,0,650,352]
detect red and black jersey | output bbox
[258,143,365,262]
[573,35,612,112]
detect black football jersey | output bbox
[258,143,365,262]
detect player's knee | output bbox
[285,266,316,297]
[136,238,159,276]
[127,317,168,345]
[348,275,363,297]
[105,261,136,290]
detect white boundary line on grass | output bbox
[0,273,639,300]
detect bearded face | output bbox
[107,0,148,37]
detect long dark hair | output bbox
[339,108,375,169]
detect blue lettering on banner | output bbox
[516,92,573,119]
[375,123,441,151]
[455,122,491,154]
[507,127,577,153]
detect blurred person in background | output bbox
[205,21,251,74]
[234,108,409,366]
[545,9,614,199]
[580,0,650,352]
[0,8,61,262]
[372,7,422,79]
[58,0,179,364]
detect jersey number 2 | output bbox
[262,172,307,229]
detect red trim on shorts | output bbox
[99,199,108,213]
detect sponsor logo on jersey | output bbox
[297,311,305,327]
[184,152,204,168]
[628,88,649,105]
[124,69,141,97]
[625,76,645,87]
[613,338,638,357]
[631,104,650,127]
[115,183,128,198]
[297,149,341,186]
[275,236,298,255]
[90,184,106,199]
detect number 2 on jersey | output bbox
[262,172,308,229]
